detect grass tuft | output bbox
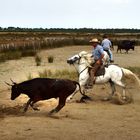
[38,69,78,81]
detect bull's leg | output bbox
[49,96,67,115]
[24,99,32,112]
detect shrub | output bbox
[0,51,21,63]
[48,55,54,63]
[38,69,53,78]
[35,55,42,66]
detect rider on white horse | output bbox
[89,38,105,86]
[67,50,140,102]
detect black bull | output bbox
[7,78,84,114]
[117,40,135,53]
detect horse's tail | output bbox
[121,68,140,87]
[73,81,84,96]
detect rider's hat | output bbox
[89,38,100,43]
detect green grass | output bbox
[38,69,78,81]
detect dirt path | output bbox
[0,45,140,140]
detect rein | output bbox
[72,54,93,76]
[73,64,89,76]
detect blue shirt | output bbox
[101,38,112,50]
[92,44,104,61]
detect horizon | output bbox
[0,27,140,30]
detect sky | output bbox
[0,0,140,29]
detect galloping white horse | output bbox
[67,51,140,101]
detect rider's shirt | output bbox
[101,38,112,50]
[92,44,104,61]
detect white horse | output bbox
[67,51,140,101]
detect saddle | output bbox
[89,64,107,77]
[85,65,107,89]
[95,65,105,76]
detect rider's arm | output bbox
[97,53,104,64]
[96,48,104,64]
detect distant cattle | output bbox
[7,78,84,115]
[117,40,135,53]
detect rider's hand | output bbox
[96,60,101,65]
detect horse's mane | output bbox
[79,51,89,57]
[79,51,93,65]
[79,50,110,65]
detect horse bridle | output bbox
[72,55,89,76]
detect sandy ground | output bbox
[0,45,140,140]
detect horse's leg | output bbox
[30,101,40,111]
[67,84,91,102]
[66,85,80,101]
[67,90,78,101]
[67,74,89,101]
[104,81,116,101]
[110,80,116,96]
[79,85,92,102]
[109,81,116,99]
[114,80,126,100]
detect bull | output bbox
[117,40,135,53]
[6,78,84,115]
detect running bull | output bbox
[6,78,84,115]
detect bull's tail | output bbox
[121,68,140,87]
[73,81,84,96]
[73,81,92,102]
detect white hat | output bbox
[89,38,100,43]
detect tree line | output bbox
[0,27,140,33]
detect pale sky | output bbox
[0,0,140,29]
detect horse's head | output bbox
[67,54,81,65]
[67,51,92,87]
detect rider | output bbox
[101,34,114,63]
[89,38,105,85]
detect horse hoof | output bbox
[34,108,40,111]
[82,95,92,101]
[66,99,72,103]
[122,96,126,100]
[80,99,87,103]
[102,97,111,101]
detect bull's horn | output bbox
[10,78,16,85]
[4,81,12,86]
